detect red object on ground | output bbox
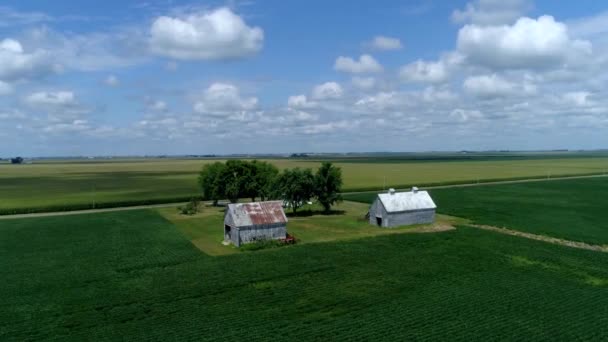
[282,234,296,244]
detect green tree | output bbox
[198,162,225,206]
[251,160,279,201]
[221,160,253,203]
[276,167,315,213]
[314,162,343,212]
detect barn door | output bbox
[225,225,231,240]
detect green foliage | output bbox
[10,157,23,164]
[250,160,279,201]
[198,160,280,204]
[276,167,315,213]
[221,160,253,203]
[198,162,225,206]
[2,211,608,340]
[178,197,202,215]
[314,162,343,212]
[239,238,285,251]
[430,177,608,245]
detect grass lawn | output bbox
[345,177,608,245]
[2,156,608,213]
[2,209,608,340]
[158,201,464,255]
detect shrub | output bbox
[178,197,202,215]
[240,238,285,252]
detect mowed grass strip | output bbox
[1,156,608,212]
[1,210,608,340]
[345,177,608,245]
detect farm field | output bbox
[2,209,608,340]
[2,155,608,213]
[345,177,608,245]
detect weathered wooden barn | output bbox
[368,187,436,227]
[224,201,288,246]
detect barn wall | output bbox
[368,200,378,225]
[385,209,435,227]
[369,198,389,226]
[237,223,287,246]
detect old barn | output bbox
[369,187,436,227]
[224,201,288,246]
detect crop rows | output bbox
[2,210,608,340]
[2,156,608,214]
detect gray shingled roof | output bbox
[377,189,436,213]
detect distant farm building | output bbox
[224,201,288,247]
[369,187,436,227]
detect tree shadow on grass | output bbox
[286,209,346,217]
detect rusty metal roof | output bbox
[226,201,288,227]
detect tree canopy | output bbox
[314,162,343,212]
[198,162,225,206]
[198,160,279,205]
[198,160,343,213]
[276,167,315,213]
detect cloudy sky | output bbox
[2,0,608,156]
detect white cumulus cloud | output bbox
[450,108,484,122]
[287,95,317,109]
[0,38,57,81]
[148,100,168,112]
[463,74,536,98]
[25,91,77,108]
[400,59,448,83]
[334,54,383,73]
[457,15,592,69]
[24,90,90,123]
[351,77,376,90]
[563,91,592,107]
[150,7,264,60]
[311,82,343,100]
[194,83,258,115]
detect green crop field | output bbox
[344,177,608,245]
[2,154,608,214]
[1,209,608,340]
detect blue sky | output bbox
[1,0,608,156]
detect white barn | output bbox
[224,201,288,247]
[368,187,436,228]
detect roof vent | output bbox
[388,188,396,195]
[412,186,419,193]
